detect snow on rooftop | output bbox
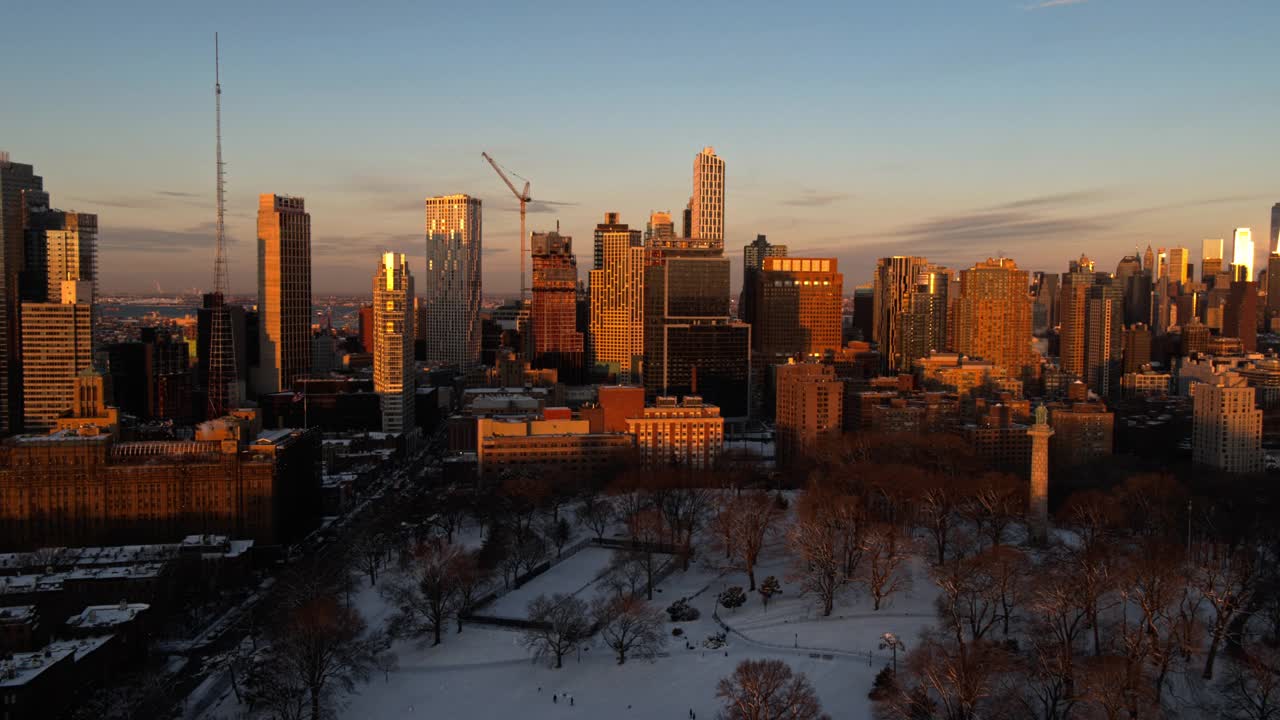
[0,605,36,622]
[66,602,149,629]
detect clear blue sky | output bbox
[2,0,1277,295]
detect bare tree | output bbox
[1195,541,1259,679]
[543,515,573,558]
[628,508,666,600]
[787,510,843,617]
[878,630,1013,720]
[1120,542,1199,704]
[963,472,1023,549]
[711,493,743,561]
[932,553,1000,646]
[262,595,384,720]
[602,551,649,600]
[576,494,615,541]
[433,490,471,544]
[1018,557,1090,720]
[352,530,388,587]
[654,474,713,570]
[981,545,1030,638]
[1078,654,1157,720]
[522,593,590,669]
[382,539,463,646]
[859,523,909,611]
[592,595,666,665]
[731,490,779,591]
[1222,644,1280,720]
[916,481,962,566]
[716,659,831,720]
[450,550,492,633]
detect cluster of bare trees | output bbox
[864,462,1280,720]
[382,538,491,646]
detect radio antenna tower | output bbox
[207,32,239,418]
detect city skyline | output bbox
[2,2,1277,295]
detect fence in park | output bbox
[463,535,683,630]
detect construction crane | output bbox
[481,152,531,302]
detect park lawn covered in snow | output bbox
[485,546,618,618]
[336,525,936,720]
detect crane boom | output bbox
[481,151,532,302]
[482,152,530,202]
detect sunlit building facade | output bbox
[373,253,415,434]
[424,194,482,367]
[691,146,725,248]
[256,194,312,394]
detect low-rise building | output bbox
[1047,402,1115,471]
[626,396,725,468]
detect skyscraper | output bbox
[1193,373,1262,474]
[951,258,1036,381]
[20,281,93,430]
[1202,238,1225,282]
[751,257,842,361]
[740,234,787,325]
[873,256,929,373]
[1270,203,1279,255]
[1084,279,1124,397]
[423,194,482,367]
[1058,256,1098,378]
[1223,280,1258,352]
[902,268,949,367]
[1166,247,1189,286]
[588,213,644,381]
[1122,323,1152,374]
[1267,254,1280,322]
[642,242,751,417]
[530,230,584,380]
[373,252,415,434]
[28,211,97,304]
[1232,228,1254,282]
[0,154,44,435]
[690,146,725,247]
[256,194,312,395]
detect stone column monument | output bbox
[1027,404,1054,542]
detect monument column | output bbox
[1027,405,1054,542]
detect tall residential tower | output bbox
[373,253,415,433]
[423,194,482,367]
[691,147,725,248]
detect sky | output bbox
[2,0,1277,296]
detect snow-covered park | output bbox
[335,518,925,720]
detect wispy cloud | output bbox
[70,190,210,210]
[986,189,1108,211]
[99,221,239,254]
[780,191,851,208]
[497,199,578,215]
[1025,0,1088,9]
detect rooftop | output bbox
[66,602,149,629]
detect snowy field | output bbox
[484,546,619,618]
[201,507,930,720]
[330,528,926,720]
[339,566,892,720]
